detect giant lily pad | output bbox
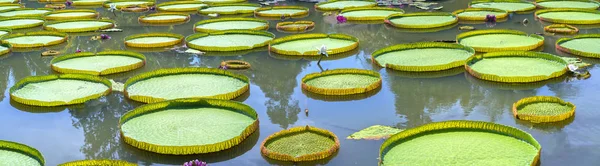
[10,74,111,106]
[194,18,268,33]
[276,21,315,32]
[315,0,376,11]
[0,8,51,17]
[513,96,575,123]
[0,17,44,29]
[71,0,108,6]
[125,33,183,48]
[556,34,600,58]
[457,29,544,52]
[0,0,15,3]
[385,12,458,29]
[254,6,309,18]
[470,0,536,12]
[261,126,339,162]
[302,68,381,96]
[340,7,403,21]
[372,42,475,72]
[198,3,259,15]
[44,9,99,20]
[545,24,579,34]
[1,31,67,48]
[535,0,600,9]
[347,125,403,140]
[0,140,44,166]
[453,8,509,21]
[0,43,9,56]
[44,19,114,32]
[157,1,207,12]
[197,0,245,3]
[536,8,600,24]
[138,13,190,25]
[0,4,22,11]
[185,30,274,52]
[269,33,359,56]
[104,0,155,9]
[465,51,568,83]
[124,68,249,103]
[120,98,258,154]
[380,120,541,165]
[59,160,136,166]
[51,51,146,75]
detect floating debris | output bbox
[347,125,403,140]
[41,50,61,56]
[109,79,125,92]
[459,26,475,30]
[184,49,205,55]
[99,28,123,32]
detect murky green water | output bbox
[1,0,600,165]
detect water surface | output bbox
[1,0,600,166]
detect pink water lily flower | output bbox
[336,14,347,23]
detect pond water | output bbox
[1,0,600,166]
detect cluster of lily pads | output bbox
[0,0,598,165]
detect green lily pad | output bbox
[261,126,339,162]
[301,68,381,96]
[0,17,43,29]
[44,19,114,33]
[340,7,403,21]
[194,18,268,33]
[198,0,245,3]
[71,0,108,6]
[536,9,600,24]
[316,0,377,10]
[0,140,44,166]
[347,125,403,140]
[380,120,541,165]
[466,51,568,83]
[185,30,274,52]
[513,96,576,123]
[51,51,146,75]
[58,160,136,166]
[0,8,50,17]
[199,4,259,15]
[44,9,98,20]
[124,68,249,103]
[557,34,600,58]
[386,12,457,29]
[120,98,258,154]
[269,33,358,56]
[10,74,111,106]
[0,4,21,11]
[255,6,309,17]
[104,0,154,9]
[2,31,67,48]
[372,42,475,72]
[157,2,207,12]
[470,0,536,12]
[536,0,600,9]
[457,29,544,52]
[138,13,190,24]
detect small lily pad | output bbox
[347,125,403,140]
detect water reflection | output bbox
[387,72,472,128]
[245,54,307,129]
[69,95,134,159]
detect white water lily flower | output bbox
[316,44,328,57]
[109,4,117,12]
[568,64,579,72]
